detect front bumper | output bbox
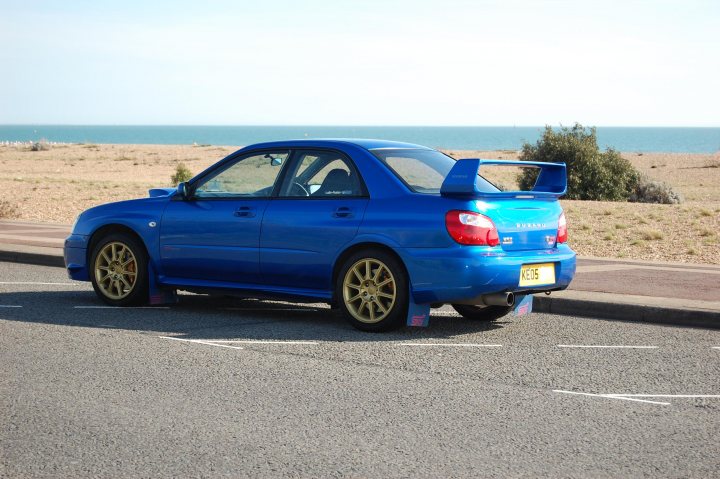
[64,234,89,281]
[399,244,576,304]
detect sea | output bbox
[1,125,718,153]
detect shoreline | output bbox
[2,124,719,153]
[0,143,718,264]
[1,140,717,155]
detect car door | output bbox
[159,150,289,284]
[260,150,369,291]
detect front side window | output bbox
[371,148,499,194]
[280,151,363,197]
[194,151,288,198]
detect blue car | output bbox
[64,139,575,331]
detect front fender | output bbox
[72,198,170,274]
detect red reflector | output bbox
[557,211,568,243]
[445,210,500,246]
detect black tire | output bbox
[452,304,513,322]
[336,248,408,332]
[89,232,149,307]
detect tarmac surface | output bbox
[1,261,720,477]
[1,219,718,328]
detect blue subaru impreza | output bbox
[64,139,575,331]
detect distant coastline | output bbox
[1,125,719,153]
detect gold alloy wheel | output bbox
[94,241,138,300]
[343,258,397,324]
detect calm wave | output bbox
[1,125,718,153]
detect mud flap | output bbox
[406,285,430,327]
[513,294,533,316]
[147,262,177,305]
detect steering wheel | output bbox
[290,181,310,196]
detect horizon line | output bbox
[1,123,719,129]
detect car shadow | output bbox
[0,289,508,341]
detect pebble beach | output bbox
[0,143,718,264]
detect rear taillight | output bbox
[445,210,499,246]
[557,211,568,243]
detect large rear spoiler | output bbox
[440,158,567,199]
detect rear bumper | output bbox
[398,244,576,304]
[64,234,89,281]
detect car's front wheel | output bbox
[336,249,408,332]
[452,304,513,322]
[90,233,148,306]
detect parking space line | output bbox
[604,394,720,399]
[553,390,670,406]
[159,336,244,350]
[73,306,171,309]
[0,305,23,308]
[396,343,502,348]
[220,308,320,312]
[557,345,658,349]
[0,281,83,286]
[208,340,319,345]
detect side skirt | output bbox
[158,276,332,303]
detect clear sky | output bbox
[1,0,718,126]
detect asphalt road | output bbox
[1,261,719,478]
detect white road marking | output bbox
[397,343,502,348]
[208,340,319,345]
[0,305,22,308]
[553,390,670,406]
[74,306,170,309]
[604,394,720,399]
[712,347,720,350]
[554,391,720,406]
[0,281,83,286]
[159,336,244,350]
[557,345,658,349]
[220,307,320,312]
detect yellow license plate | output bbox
[519,263,556,287]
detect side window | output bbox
[384,155,446,191]
[280,151,363,198]
[194,151,288,198]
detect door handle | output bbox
[333,207,353,218]
[234,206,256,218]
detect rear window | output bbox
[371,148,500,194]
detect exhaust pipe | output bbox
[479,292,515,307]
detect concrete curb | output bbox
[1,245,718,329]
[533,294,720,329]
[0,245,65,268]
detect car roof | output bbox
[241,138,433,151]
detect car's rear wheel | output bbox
[90,233,148,306]
[337,249,407,332]
[452,304,512,322]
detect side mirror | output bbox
[177,182,189,199]
[265,153,283,166]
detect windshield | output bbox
[371,148,500,194]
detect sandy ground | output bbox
[0,143,718,264]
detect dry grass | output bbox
[640,229,664,241]
[1,144,719,264]
[0,199,18,219]
[0,144,228,223]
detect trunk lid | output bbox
[440,158,566,251]
[482,199,561,251]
